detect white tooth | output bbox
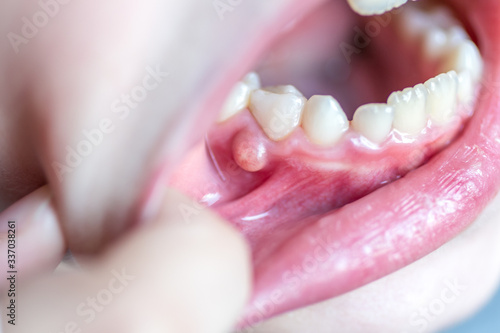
[352,103,394,144]
[347,0,407,16]
[242,72,261,91]
[249,87,306,141]
[425,71,458,124]
[457,71,474,106]
[447,26,468,45]
[263,85,305,98]
[397,6,466,45]
[302,95,349,146]
[441,40,483,83]
[397,5,432,40]
[388,84,428,135]
[422,28,449,60]
[218,81,251,122]
[423,26,468,61]
[427,6,458,30]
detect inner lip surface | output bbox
[169,0,500,327]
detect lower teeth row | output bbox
[217,5,483,148]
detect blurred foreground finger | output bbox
[6,188,251,333]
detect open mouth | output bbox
[167,0,500,328]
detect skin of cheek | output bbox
[249,189,500,333]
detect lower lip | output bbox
[238,0,500,326]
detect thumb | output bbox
[103,188,253,332]
[11,188,252,333]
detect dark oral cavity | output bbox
[168,0,500,327]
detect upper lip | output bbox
[171,0,500,328]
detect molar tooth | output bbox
[441,40,483,83]
[447,26,468,45]
[422,28,448,60]
[388,84,428,135]
[397,5,431,40]
[352,103,394,144]
[249,86,306,141]
[427,6,459,30]
[218,81,251,122]
[263,85,305,98]
[425,71,458,124]
[242,72,261,91]
[302,95,349,146]
[457,71,474,106]
[423,26,468,61]
[347,0,407,16]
